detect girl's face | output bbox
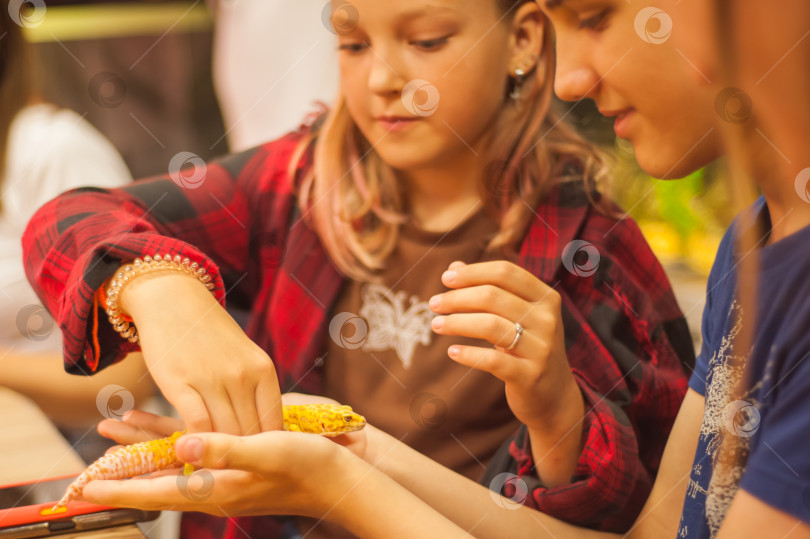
[334,0,521,174]
[539,0,723,178]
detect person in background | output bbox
[0,5,153,434]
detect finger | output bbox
[140,465,184,478]
[442,261,554,302]
[227,382,262,436]
[447,344,527,384]
[198,385,242,435]
[171,387,213,434]
[429,285,528,321]
[97,410,186,448]
[125,409,185,435]
[432,312,531,350]
[97,418,163,446]
[281,393,340,406]
[255,369,284,432]
[175,431,301,473]
[82,474,194,511]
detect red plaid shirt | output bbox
[23,128,693,536]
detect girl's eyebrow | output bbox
[396,5,455,22]
[545,0,565,9]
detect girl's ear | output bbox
[507,2,546,77]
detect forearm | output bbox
[623,390,705,539]
[363,426,617,539]
[329,448,472,539]
[21,169,250,372]
[0,350,154,428]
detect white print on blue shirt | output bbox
[679,300,765,538]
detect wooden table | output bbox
[0,388,146,538]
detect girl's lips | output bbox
[378,117,420,132]
[612,109,635,139]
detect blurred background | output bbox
[30,1,226,177]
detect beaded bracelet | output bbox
[100,254,215,344]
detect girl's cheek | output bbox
[668,2,717,71]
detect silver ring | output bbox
[504,322,523,351]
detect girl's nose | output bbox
[368,48,405,97]
[555,67,599,102]
[553,39,599,102]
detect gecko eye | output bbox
[343,415,354,423]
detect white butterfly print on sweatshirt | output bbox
[359,283,435,369]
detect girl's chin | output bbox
[631,139,709,180]
[635,154,700,180]
[630,122,722,179]
[373,145,439,172]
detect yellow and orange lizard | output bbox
[53,403,366,510]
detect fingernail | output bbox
[432,316,445,329]
[181,436,204,462]
[448,346,460,358]
[121,410,132,422]
[442,270,457,284]
[429,294,441,308]
[449,261,466,270]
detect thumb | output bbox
[176,432,287,474]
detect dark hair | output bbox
[0,7,33,200]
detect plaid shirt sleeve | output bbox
[21,130,308,374]
[484,181,693,533]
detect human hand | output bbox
[429,261,582,432]
[119,272,283,435]
[90,401,446,534]
[81,430,354,519]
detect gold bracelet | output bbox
[101,254,216,344]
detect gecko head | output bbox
[324,405,366,435]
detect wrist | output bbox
[120,269,216,319]
[524,378,585,487]
[360,424,387,464]
[102,255,217,343]
[361,424,404,473]
[312,445,370,521]
[525,372,584,434]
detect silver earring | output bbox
[510,68,526,100]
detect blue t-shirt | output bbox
[679,197,810,537]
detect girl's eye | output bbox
[339,41,369,53]
[578,10,611,30]
[411,36,450,51]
